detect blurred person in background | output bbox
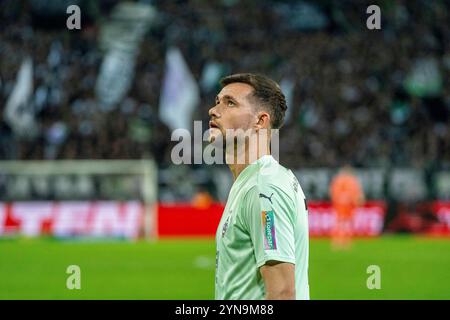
[191,185,214,209]
[329,165,365,250]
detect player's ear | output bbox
[255,111,271,130]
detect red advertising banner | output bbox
[157,203,223,237]
[157,201,386,238]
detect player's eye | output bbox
[227,100,235,107]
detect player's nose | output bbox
[208,104,220,119]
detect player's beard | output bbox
[208,128,257,165]
[208,128,225,149]
[208,128,241,164]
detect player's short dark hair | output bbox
[220,73,287,129]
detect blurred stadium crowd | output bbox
[0,0,449,170]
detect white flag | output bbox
[159,47,200,131]
[4,57,37,137]
[95,49,136,110]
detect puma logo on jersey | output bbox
[259,193,274,204]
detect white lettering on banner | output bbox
[12,202,53,236]
[307,204,385,236]
[353,207,385,236]
[0,201,143,238]
[308,207,333,235]
[90,201,141,238]
[53,202,91,237]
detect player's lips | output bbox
[209,121,220,129]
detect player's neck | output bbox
[227,143,270,181]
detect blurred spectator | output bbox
[329,166,365,250]
[192,186,214,209]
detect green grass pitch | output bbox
[0,236,449,299]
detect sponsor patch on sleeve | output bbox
[262,210,277,250]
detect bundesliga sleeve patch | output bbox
[262,210,277,250]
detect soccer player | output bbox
[208,73,309,300]
[329,166,365,250]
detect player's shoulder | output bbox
[257,156,296,188]
[240,156,303,201]
[248,156,300,203]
